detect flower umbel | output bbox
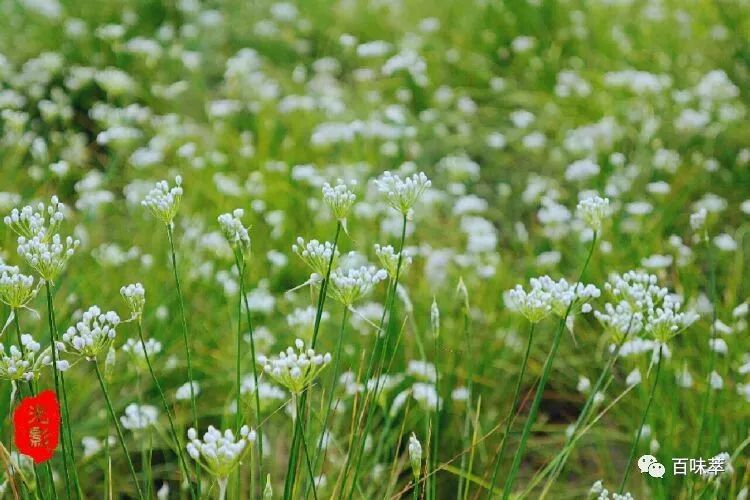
[292,237,339,277]
[0,265,38,309]
[61,305,120,360]
[17,233,80,281]
[322,179,356,228]
[258,339,331,394]
[120,283,145,320]
[374,244,412,278]
[141,176,183,225]
[0,335,44,382]
[186,425,255,480]
[576,195,610,231]
[328,265,388,307]
[218,209,251,252]
[4,196,65,240]
[375,171,431,217]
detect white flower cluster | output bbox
[61,305,120,359]
[0,335,43,382]
[141,176,183,225]
[322,179,356,223]
[4,196,64,239]
[374,244,412,278]
[292,237,339,277]
[120,403,158,431]
[122,337,162,363]
[595,272,699,345]
[506,276,600,323]
[120,283,145,319]
[258,339,331,394]
[0,265,37,309]
[576,195,610,231]
[589,480,634,500]
[218,208,251,252]
[240,376,286,412]
[17,233,80,281]
[645,295,700,343]
[328,265,388,306]
[374,171,431,217]
[186,425,255,479]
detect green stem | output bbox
[501,232,597,499]
[285,222,341,500]
[166,223,201,495]
[93,362,144,499]
[43,283,73,500]
[312,307,349,476]
[237,251,264,485]
[136,321,196,498]
[486,322,535,498]
[295,396,318,500]
[345,213,408,499]
[618,345,663,494]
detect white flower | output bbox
[141,176,183,225]
[120,283,145,319]
[292,237,339,276]
[120,403,158,431]
[258,340,331,394]
[0,334,44,382]
[328,265,388,306]
[690,208,708,232]
[122,337,162,362]
[61,306,120,359]
[17,233,80,281]
[0,265,37,309]
[374,244,411,278]
[322,179,356,225]
[4,196,65,239]
[374,171,431,217]
[218,209,251,252]
[625,369,642,386]
[576,195,610,231]
[176,381,201,400]
[186,425,255,480]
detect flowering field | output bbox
[1,0,750,499]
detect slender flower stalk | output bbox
[343,213,408,499]
[285,221,342,499]
[486,322,535,497]
[312,306,349,475]
[93,362,144,499]
[501,232,598,499]
[44,283,75,499]
[618,345,663,493]
[295,395,319,500]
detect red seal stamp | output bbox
[13,390,60,464]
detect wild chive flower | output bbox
[328,265,388,307]
[120,403,159,431]
[690,208,707,232]
[506,281,553,323]
[120,283,145,320]
[141,176,183,225]
[374,171,431,217]
[258,339,331,394]
[408,433,422,479]
[292,237,339,276]
[576,195,610,231]
[374,244,412,278]
[176,381,201,400]
[322,179,357,228]
[0,265,37,309]
[534,276,601,316]
[61,305,120,360]
[4,196,65,239]
[122,337,162,364]
[0,335,44,381]
[186,425,255,487]
[218,208,251,252]
[644,295,699,342]
[17,233,80,281]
